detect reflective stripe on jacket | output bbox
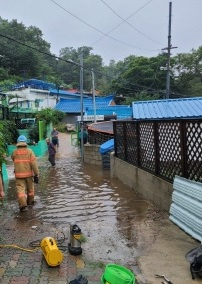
[11,142,39,179]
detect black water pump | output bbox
[68,223,82,256]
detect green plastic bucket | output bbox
[100,275,110,284]
[102,264,136,284]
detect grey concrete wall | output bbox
[110,152,173,212]
[84,144,102,166]
[83,146,173,212]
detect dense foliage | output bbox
[35,108,66,125]
[0,120,19,145]
[0,123,6,166]
[0,121,19,164]
[0,17,202,102]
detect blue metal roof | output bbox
[87,106,132,119]
[132,97,202,120]
[11,79,55,90]
[54,95,115,113]
[49,89,90,98]
[10,79,90,98]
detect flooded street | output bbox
[4,133,167,278]
[2,133,201,284]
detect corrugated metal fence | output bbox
[113,119,202,183]
[169,176,202,242]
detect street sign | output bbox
[76,115,104,122]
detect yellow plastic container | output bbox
[40,237,63,267]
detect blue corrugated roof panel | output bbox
[11,79,55,90]
[87,106,132,119]
[50,89,81,97]
[132,97,202,120]
[54,95,115,113]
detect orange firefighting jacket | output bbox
[11,142,39,179]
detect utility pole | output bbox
[162,2,177,99]
[166,2,172,99]
[80,50,84,163]
[91,68,97,123]
[62,56,84,162]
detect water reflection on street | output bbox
[5,133,162,264]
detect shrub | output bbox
[35,108,66,125]
[55,123,67,133]
[1,120,18,145]
[0,120,18,164]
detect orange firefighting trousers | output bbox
[15,177,35,208]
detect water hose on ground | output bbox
[0,244,40,252]
[0,231,66,253]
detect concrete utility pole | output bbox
[162,2,177,99]
[61,56,84,162]
[166,2,172,99]
[80,50,84,163]
[91,68,97,123]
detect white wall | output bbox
[7,87,57,110]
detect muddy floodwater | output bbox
[4,133,166,272]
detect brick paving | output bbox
[0,206,104,284]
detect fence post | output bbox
[136,121,140,166]
[123,122,127,160]
[113,121,117,156]
[153,121,159,176]
[180,120,188,178]
[38,120,44,141]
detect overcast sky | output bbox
[1,0,202,65]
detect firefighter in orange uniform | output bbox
[11,135,39,212]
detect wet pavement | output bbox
[0,133,201,284]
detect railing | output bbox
[88,129,113,145]
[113,119,202,183]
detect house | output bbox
[54,95,115,124]
[6,79,90,113]
[54,95,132,124]
[6,79,56,112]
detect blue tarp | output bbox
[99,139,114,154]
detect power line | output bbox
[0,32,81,67]
[0,32,120,85]
[98,0,163,46]
[50,0,160,52]
[0,32,169,96]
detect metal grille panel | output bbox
[113,119,202,183]
[114,121,125,160]
[186,122,202,182]
[88,129,113,145]
[139,122,155,171]
[157,122,182,180]
[125,122,138,165]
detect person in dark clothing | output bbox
[46,138,56,166]
[78,125,88,146]
[51,128,59,148]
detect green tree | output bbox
[35,108,66,125]
[0,17,57,83]
[0,123,6,165]
[0,121,18,164]
[58,46,105,92]
[172,46,202,97]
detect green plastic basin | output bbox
[103,264,135,284]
